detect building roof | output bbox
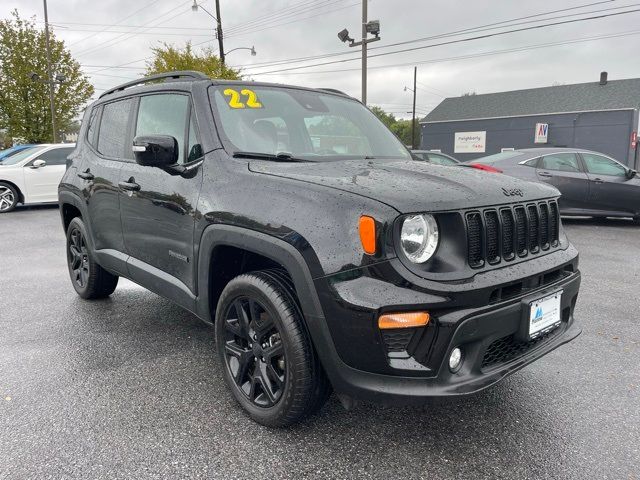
[422,77,640,123]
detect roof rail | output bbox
[317,88,348,96]
[99,71,209,99]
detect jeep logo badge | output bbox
[502,187,524,197]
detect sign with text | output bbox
[534,123,549,144]
[454,131,486,153]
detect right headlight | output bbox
[400,214,439,263]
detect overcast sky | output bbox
[6,0,640,118]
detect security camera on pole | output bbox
[337,1,381,105]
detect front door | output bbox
[536,152,590,210]
[23,146,74,202]
[119,93,204,293]
[580,152,639,215]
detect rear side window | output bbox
[135,94,189,164]
[86,107,100,149]
[98,98,134,158]
[581,153,627,177]
[38,147,75,165]
[540,153,581,172]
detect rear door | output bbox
[580,152,638,215]
[23,146,74,202]
[119,92,204,294]
[536,152,589,210]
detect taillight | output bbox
[469,163,503,173]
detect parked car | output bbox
[467,148,640,223]
[0,144,37,162]
[59,71,581,427]
[0,143,75,213]
[411,149,459,165]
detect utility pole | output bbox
[215,0,225,66]
[337,2,380,105]
[361,0,367,105]
[43,0,57,143]
[411,66,417,149]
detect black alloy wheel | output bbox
[68,227,90,289]
[222,296,286,408]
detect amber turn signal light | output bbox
[359,215,377,255]
[378,312,430,330]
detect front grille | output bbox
[466,200,560,268]
[481,328,559,369]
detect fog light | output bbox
[449,347,463,373]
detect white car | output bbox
[0,143,75,213]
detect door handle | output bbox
[77,169,94,180]
[118,178,141,191]
[591,178,604,184]
[538,171,553,178]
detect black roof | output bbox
[423,77,640,123]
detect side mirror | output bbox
[31,159,46,168]
[626,169,637,180]
[132,135,178,168]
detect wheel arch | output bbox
[196,224,325,327]
[58,191,96,249]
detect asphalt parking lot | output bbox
[1,205,638,479]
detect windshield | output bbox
[0,146,44,165]
[210,85,411,161]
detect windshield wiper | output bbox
[233,151,310,162]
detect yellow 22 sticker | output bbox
[223,88,263,109]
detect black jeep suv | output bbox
[59,71,581,426]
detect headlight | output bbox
[400,214,439,263]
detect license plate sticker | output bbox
[529,290,562,338]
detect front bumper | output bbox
[309,250,581,405]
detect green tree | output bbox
[0,10,94,143]
[368,105,397,129]
[146,42,241,79]
[390,119,421,147]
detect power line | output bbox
[73,0,193,57]
[244,8,640,75]
[251,28,640,77]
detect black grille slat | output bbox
[527,205,540,253]
[539,203,550,250]
[482,328,560,369]
[467,201,559,268]
[484,211,500,264]
[514,206,527,256]
[466,212,484,268]
[500,209,515,261]
[549,202,559,246]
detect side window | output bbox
[38,147,75,165]
[540,153,580,172]
[86,107,99,148]
[522,158,540,167]
[186,113,203,162]
[98,99,134,158]
[135,94,189,164]
[581,153,627,177]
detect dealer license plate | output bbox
[529,290,562,339]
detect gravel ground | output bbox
[1,205,638,479]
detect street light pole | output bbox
[411,66,417,149]
[43,0,57,143]
[215,0,225,66]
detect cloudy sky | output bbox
[6,0,640,118]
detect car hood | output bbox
[249,158,559,213]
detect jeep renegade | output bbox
[59,71,581,427]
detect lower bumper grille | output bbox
[481,327,560,369]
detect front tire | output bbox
[0,182,19,213]
[215,271,331,427]
[66,217,119,299]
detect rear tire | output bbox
[66,217,118,299]
[633,216,640,226]
[215,271,331,427]
[0,182,19,213]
